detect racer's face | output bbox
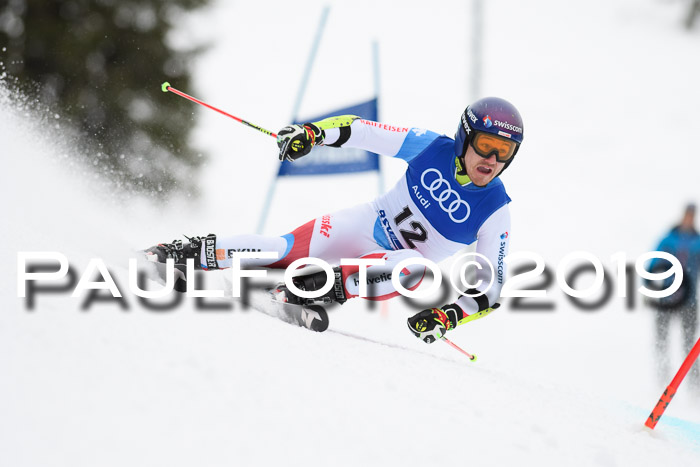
[463,144,504,186]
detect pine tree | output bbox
[0,0,211,195]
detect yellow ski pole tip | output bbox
[470,354,477,362]
[161,82,171,93]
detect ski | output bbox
[237,287,330,332]
[265,293,330,332]
[137,253,329,332]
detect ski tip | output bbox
[161,82,171,93]
[306,305,330,332]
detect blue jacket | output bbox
[652,227,700,306]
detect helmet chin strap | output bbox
[454,156,472,186]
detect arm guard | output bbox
[312,115,360,148]
[443,294,501,328]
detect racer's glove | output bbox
[407,304,462,344]
[277,122,325,162]
[407,302,501,344]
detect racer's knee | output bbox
[341,249,426,300]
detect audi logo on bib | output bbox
[420,168,471,223]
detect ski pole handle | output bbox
[161,82,277,138]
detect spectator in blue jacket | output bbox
[651,203,700,386]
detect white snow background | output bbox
[2,0,700,466]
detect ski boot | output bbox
[269,267,345,332]
[271,266,347,306]
[143,234,217,292]
[144,236,203,266]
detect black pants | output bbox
[655,304,699,386]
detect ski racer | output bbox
[145,97,524,344]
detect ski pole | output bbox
[645,336,700,429]
[443,337,477,362]
[161,82,277,138]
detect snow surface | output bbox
[2,0,700,466]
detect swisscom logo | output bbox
[483,115,493,128]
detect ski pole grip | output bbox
[161,82,171,93]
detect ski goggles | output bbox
[471,132,518,162]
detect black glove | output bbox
[277,122,325,162]
[407,304,462,344]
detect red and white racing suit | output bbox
[210,119,511,316]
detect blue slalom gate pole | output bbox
[257,5,331,234]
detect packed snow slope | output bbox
[3,0,700,466]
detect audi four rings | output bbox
[420,168,471,223]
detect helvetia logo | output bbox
[352,272,392,287]
[483,115,493,128]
